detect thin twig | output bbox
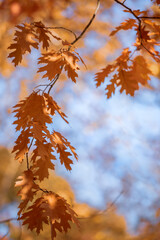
[114,0,140,22]
[0,231,9,240]
[114,0,143,47]
[26,152,29,169]
[28,138,34,151]
[47,27,77,39]
[47,65,64,94]
[78,190,124,220]
[141,41,158,58]
[33,84,50,90]
[71,0,100,45]
[39,187,49,193]
[33,23,77,40]
[0,218,18,224]
[42,77,57,94]
[139,16,160,19]
[103,190,124,213]
[47,74,60,94]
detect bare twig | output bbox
[39,187,49,193]
[47,26,77,40]
[103,190,124,213]
[71,0,100,45]
[0,218,18,224]
[26,152,29,169]
[48,75,60,94]
[33,84,50,90]
[78,190,124,220]
[113,0,142,42]
[114,0,140,22]
[141,42,158,58]
[28,138,34,151]
[0,231,9,240]
[33,23,77,40]
[139,16,160,19]
[47,66,63,94]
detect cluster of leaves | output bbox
[8,22,80,239]
[95,4,160,98]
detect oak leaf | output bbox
[20,192,79,239]
[110,19,137,36]
[95,48,131,90]
[44,93,69,124]
[8,23,38,66]
[20,197,49,234]
[34,21,51,50]
[38,51,64,80]
[12,128,32,162]
[13,92,52,131]
[38,50,80,82]
[31,140,56,181]
[95,49,152,98]
[15,169,39,215]
[95,64,115,87]
[51,131,78,171]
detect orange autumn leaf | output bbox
[95,49,152,98]
[34,21,51,50]
[8,23,38,66]
[38,50,80,82]
[12,128,32,162]
[110,18,137,36]
[12,91,52,131]
[31,140,56,181]
[51,131,78,171]
[44,93,69,124]
[38,51,64,80]
[20,197,49,234]
[20,192,79,239]
[95,64,115,87]
[15,169,39,215]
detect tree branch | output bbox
[139,16,160,19]
[71,0,100,45]
[114,0,140,22]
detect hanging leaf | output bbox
[8,23,38,66]
[20,192,79,239]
